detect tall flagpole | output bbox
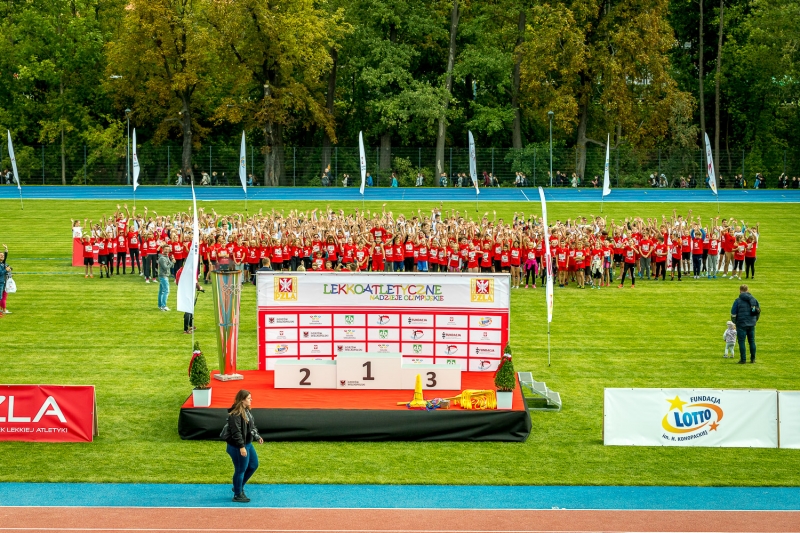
[539,186,554,366]
[468,131,480,212]
[704,132,720,214]
[359,131,367,211]
[7,130,22,210]
[239,131,248,214]
[601,133,611,212]
[132,129,140,209]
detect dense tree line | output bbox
[0,0,796,185]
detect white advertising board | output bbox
[257,272,510,371]
[604,388,778,448]
[778,391,800,449]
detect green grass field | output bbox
[1,199,798,486]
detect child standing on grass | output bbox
[723,321,737,358]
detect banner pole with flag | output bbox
[239,131,247,214]
[601,134,611,212]
[538,186,554,366]
[704,132,720,213]
[177,183,200,346]
[468,131,480,211]
[358,131,366,211]
[7,130,22,210]
[132,129,140,208]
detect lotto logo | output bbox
[479,360,492,369]
[471,278,494,302]
[445,345,458,355]
[377,315,390,325]
[411,330,424,340]
[274,277,298,301]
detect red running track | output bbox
[0,508,798,532]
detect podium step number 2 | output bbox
[274,360,337,389]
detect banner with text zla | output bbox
[604,388,778,448]
[256,272,510,371]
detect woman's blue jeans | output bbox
[226,443,258,496]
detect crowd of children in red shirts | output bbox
[72,205,760,290]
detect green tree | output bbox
[208,0,344,186]
[106,0,215,182]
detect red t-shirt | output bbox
[623,245,636,264]
[692,237,704,255]
[384,244,394,262]
[509,247,521,267]
[745,240,757,258]
[733,242,746,261]
[116,234,128,252]
[127,231,139,250]
[654,243,668,262]
[709,238,720,256]
[500,251,511,267]
[393,244,403,261]
[722,233,735,252]
[82,239,95,258]
[404,242,415,258]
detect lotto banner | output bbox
[0,385,97,442]
[778,391,800,449]
[604,388,778,448]
[256,272,510,371]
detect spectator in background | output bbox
[175,171,183,186]
[731,284,759,364]
[483,170,490,187]
[753,173,763,189]
[157,244,175,311]
[342,174,349,187]
[591,175,599,188]
[415,172,424,186]
[391,173,398,187]
[439,172,448,187]
[793,177,799,189]
[0,244,10,316]
[366,173,373,187]
[571,173,579,187]
[200,172,210,186]
[247,174,254,187]
[321,165,331,187]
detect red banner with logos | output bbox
[0,385,97,442]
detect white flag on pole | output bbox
[602,134,611,197]
[177,184,200,314]
[538,187,553,323]
[7,130,20,190]
[359,131,366,195]
[239,131,247,194]
[704,132,718,195]
[468,131,480,195]
[132,129,140,192]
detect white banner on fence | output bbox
[778,391,800,449]
[604,388,778,448]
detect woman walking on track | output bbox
[225,390,263,503]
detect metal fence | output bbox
[1,142,797,188]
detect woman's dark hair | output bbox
[230,389,251,419]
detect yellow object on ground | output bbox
[396,374,427,409]
[446,390,497,410]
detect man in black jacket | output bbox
[731,284,760,364]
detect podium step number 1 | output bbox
[337,353,403,389]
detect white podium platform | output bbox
[273,353,463,390]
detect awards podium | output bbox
[211,270,243,382]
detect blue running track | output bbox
[0,483,798,510]
[0,185,798,202]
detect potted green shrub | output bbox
[494,344,515,409]
[189,341,212,407]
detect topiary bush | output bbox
[189,341,210,390]
[494,345,515,392]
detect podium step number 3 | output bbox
[274,360,337,389]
